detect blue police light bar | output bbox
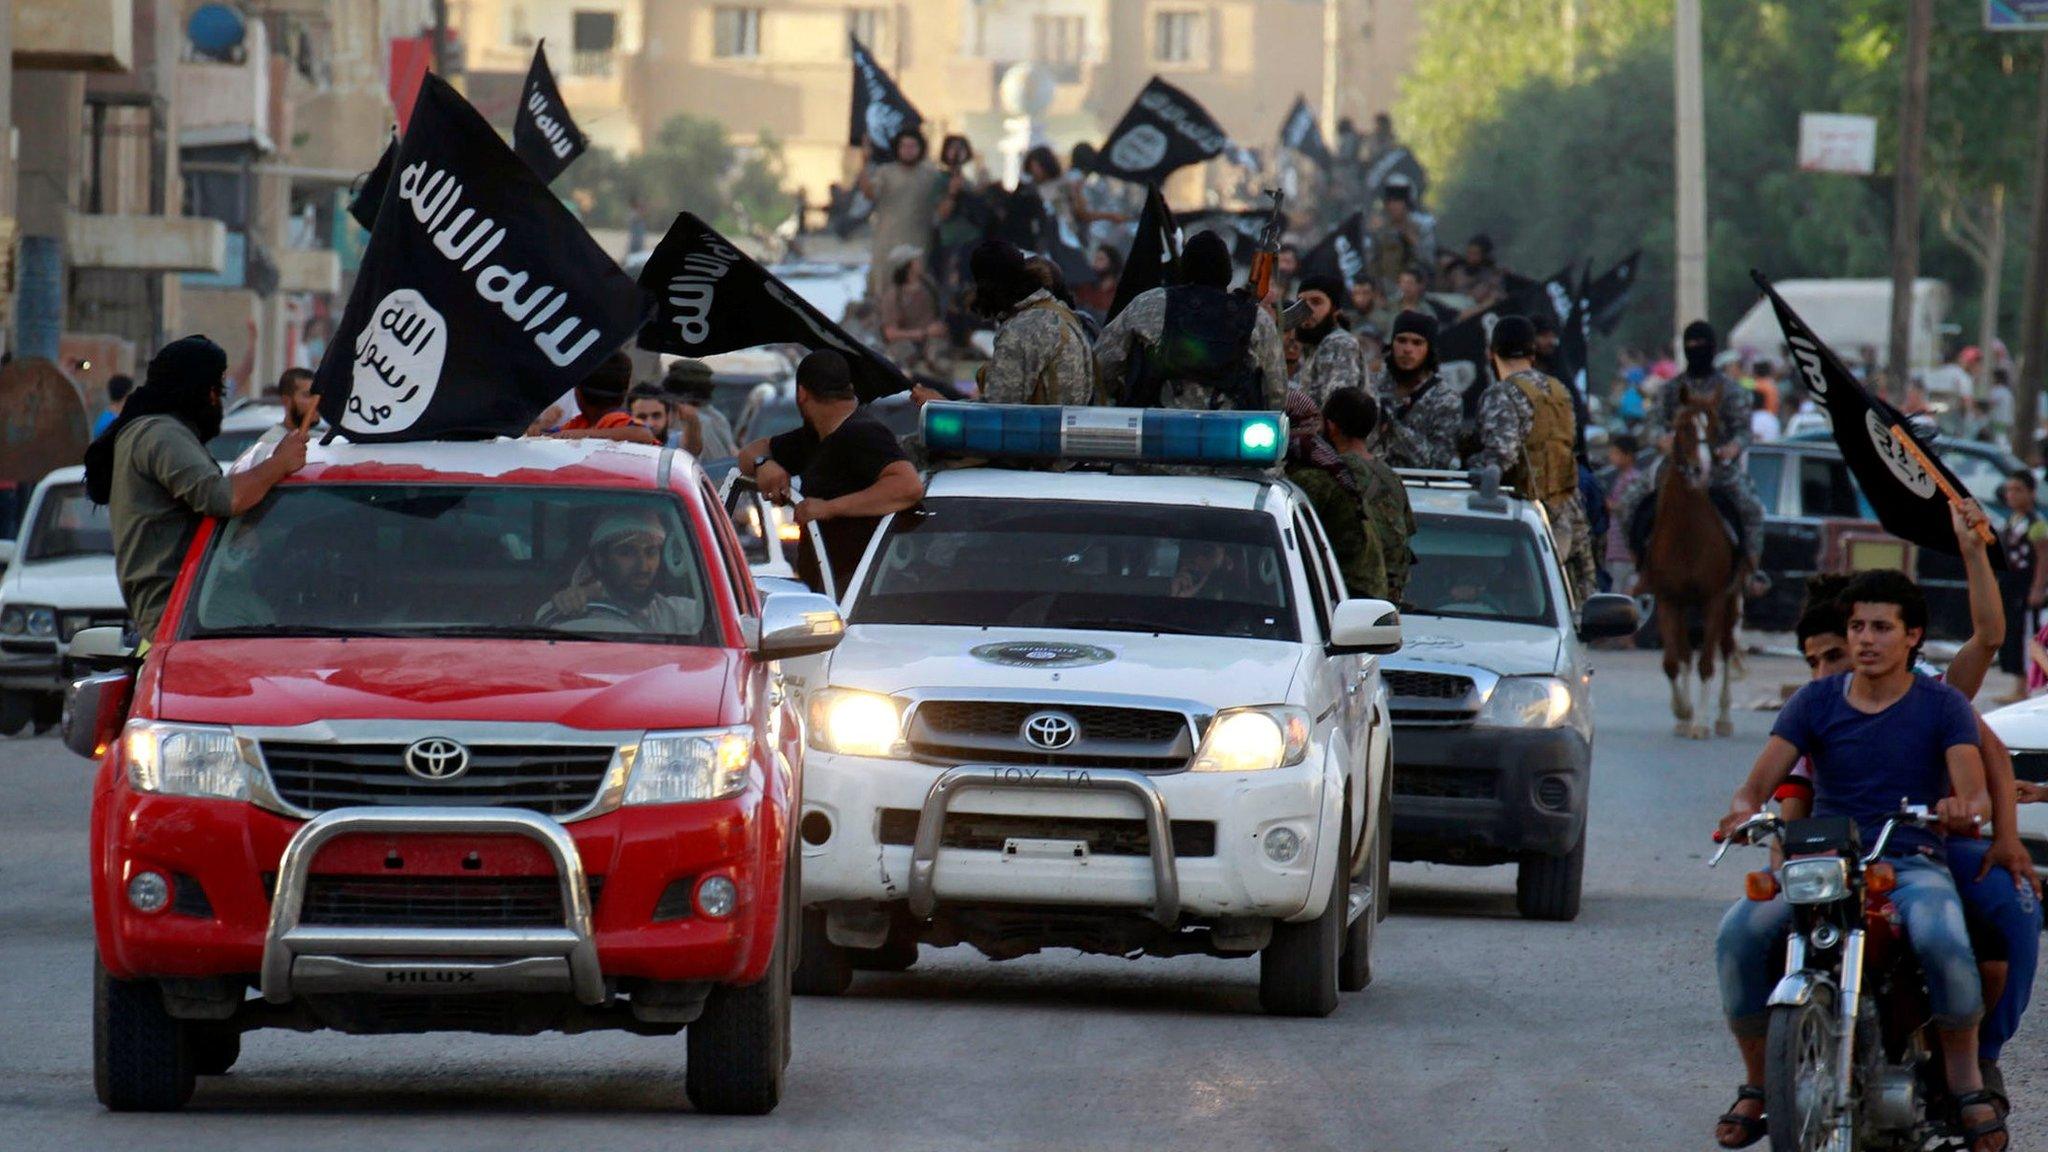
[920,402,1287,466]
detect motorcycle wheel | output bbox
[1765,985,1842,1152]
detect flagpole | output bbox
[1673,0,1708,335]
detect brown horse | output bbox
[1646,400,1742,738]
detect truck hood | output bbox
[155,638,736,730]
[818,625,1302,709]
[1386,615,1562,677]
[4,554,122,610]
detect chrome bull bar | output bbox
[260,807,605,1006]
[905,766,1181,928]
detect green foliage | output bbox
[1397,0,2045,357]
[564,115,794,237]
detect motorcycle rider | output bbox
[1713,569,2005,1151]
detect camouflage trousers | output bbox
[1544,493,1598,607]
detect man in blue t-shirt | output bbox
[1710,569,2004,1151]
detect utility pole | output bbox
[1673,0,1707,335]
[1886,0,1933,397]
[432,0,450,77]
[1321,0,1341,135]
[2018,46,2048,461]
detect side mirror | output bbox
[1329,598,1402,656]
[1577,593,1640,642]
[62,670,134,760]
[751,591,845,660]
[67,626,134,666]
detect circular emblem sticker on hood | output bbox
[970,641,1116,669]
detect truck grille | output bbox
[1393,767,1498,800]
[1384,670,1477,700]
[259,742,616,816]
[877,808,1215,857]
[906,700,1194,770]
[298,874,604,928]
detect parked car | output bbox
[208,401,289,467]
[0,466,126,735]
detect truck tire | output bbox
[1339,818,1375,993]
[0,692,29,737]
[1260,828,1343,1017]
[1515,831,1586,922]
[686,886,792,1114]
[94,958,194,1112]
[190,1025,241,1076]
[31,692,62,735]
[791,908,852,995]
[848,925,919,972]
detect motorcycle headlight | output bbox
[124,721,253,801]
[25,606,57,638]
[1190,707,1311,773]
[1476,676,1573,729]
[625,727,754,804]
[0,606,24,635]
[1780,857,1849,905]
[807,688,904,757]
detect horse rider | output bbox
[1367,308,1464,471]
[1471,316,1595,603]
[1094,229,1287,412]
[1623,320,1766,592]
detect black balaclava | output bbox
[84,334,228,504]
[1180,231,1234,290]
[1389,308,1440,385]
[969,240,1039,320]
[1682,320,1717,379]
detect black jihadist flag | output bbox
[1108,185,1180,323]
[849,34,923,162]
[1298,212,1368,287]
[1753,270,1997,568]
[512,41,587,183]
[1091,77,1229,185]
[1588,249,1643,337]
[315,75,650,442]
[1279,96,1331,167]
[346,134,397,231]
[637,212,911,403]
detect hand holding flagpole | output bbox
[1888,425,1996,545]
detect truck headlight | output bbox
[1780,857,1849,905]
[0,605,25,635]
[625,727,754,804]
[1476,676,1573,729]
[25,606,57,638]
[807,688,904,757]
[1191,707,1311,773]
[124,721,253,800]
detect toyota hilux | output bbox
[793,403,1401,1017]
[64,437,843,1114]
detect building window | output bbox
[1153,10,1205,65]
[846,7,887,54]
[507,6,533,48]
[715,7,763,59]
[1032,14,1084,82]
[571,10,618,75]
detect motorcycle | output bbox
[1713,804,1993,1152]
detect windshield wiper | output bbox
[399,625,585,641]
[191,624,413,639]
[1058,618,1206,636]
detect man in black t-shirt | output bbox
[738,351,924,595]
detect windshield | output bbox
[25,484,113,561]
[209,429,266,465]
[186,485,719,645]
[1404,514,1557,627]
[851,497,1298,641]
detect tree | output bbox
[562,115,793,238]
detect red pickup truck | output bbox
[65,438,844,1114]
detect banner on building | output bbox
[849,34,924,162]
[637,212,911,403]
[1090,77,1230,185]
[315,75,649,442]
[512,41,588,183]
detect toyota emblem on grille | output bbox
[1021,711,1080,751]
[403,738,471,781]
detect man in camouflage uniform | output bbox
[969,241,1096,405]
[1095,230,1287,411]
[1322,386,1417,602]
[1292,274,1367,407]
[1367,181,1434,298]
[1472,316,1596,603]
[1619,320,1764,580]
[1369,309,1463,470]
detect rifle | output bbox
[1244,188,1286,302]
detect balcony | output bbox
[176,19,274,153]
[66,214,227,275]
[274,247,339,294]
[13,0,133,72]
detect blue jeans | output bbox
[1716,854,1984,1037]
[1947,836,2042,1061]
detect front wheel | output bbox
[792,909,853,995]
[1260,827,1344,1017]
[686,881,793,1114]
[1764,986,1842,1152]
[1515,831,1586,922]
[1338,817,1375,993]
[93,958,194,1112]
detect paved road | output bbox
[4,648,2042,1151]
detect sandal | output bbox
[1715,1084,1768,1149]
[1956,1089,2011,1152]
[1978,1059,2010,1120]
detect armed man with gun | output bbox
[1093,192,1289,412]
